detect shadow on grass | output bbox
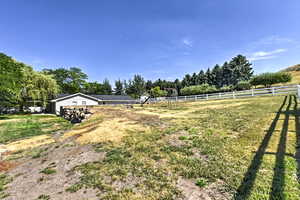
[269,95,292,200]
[234,96,288,200]
[294,96,300,183]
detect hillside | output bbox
[281,64,300,85]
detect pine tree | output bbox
[114,79,124,95]
[222,62,232,86]
[211,64,223,88]
[229,55,253,85]
[197,70,206,85]
[205,68,213,85]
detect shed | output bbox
[50,93,137,115]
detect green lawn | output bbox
[0,114,72,143]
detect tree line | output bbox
[0,52,293,109]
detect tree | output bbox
[197,70,206,85]
[191,73,198,85]
[83,81,104,94]
[205,68,213,85]
[182,74,192,87]
[0,53,24,106]
[43,67,88,94]
[145,80,153,91]
[114,79,124,95]
[102,78,112,95]
[211,64,223,88]
[125,74,145,98]
[150,86,167,97]
[222,62,232,86]
[20,66,59,109]
[229,55,253,85]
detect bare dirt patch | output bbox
[4,137,104,200]
[177,177,231,200]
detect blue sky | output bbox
[1,0,300,83]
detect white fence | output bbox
[149,85,299,103]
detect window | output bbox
[72,101,77,105]
[82,101,86,105]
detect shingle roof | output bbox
[53,93,136,101]
[90,95,135,101]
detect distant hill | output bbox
[280,64,300,85]
[281,64,300,72]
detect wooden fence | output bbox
[149,85,299,103]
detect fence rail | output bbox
[149,85,299,103]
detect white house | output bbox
[50,93,136,115]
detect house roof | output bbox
[90,95,135,101]
[51,93,136,102]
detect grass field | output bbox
[0,114,72,144]
[1,96,300,199]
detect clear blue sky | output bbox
[1,0,300,83]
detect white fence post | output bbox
[185,96,187,101]
[272,87,275,96]
[233,91,236,99]
[251,89,254,96]
[175,96,178,102]
[206,94,209,100]
[195,96,197,101]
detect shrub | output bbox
[150,86,168,97]
[180,84,217,95]
[195,178,208,188]
[218,85,234,92]
[235,81,252,90]
[250,72,292,87]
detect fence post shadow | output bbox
[269,95,292,200]
[293,95,300,183]
[234,96,288,200]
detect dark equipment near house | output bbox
[61,107,90,123]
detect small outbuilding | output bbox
[50,93,137,115]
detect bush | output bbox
[235,81,252,90]
[150,86,167,97]
[218,85,234,92]
[180,84,217,95]
[250,72,292,87]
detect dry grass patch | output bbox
[3,135,55,152]
[64,118,148,144]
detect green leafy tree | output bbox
[43,67,88,94]
[150,86,167,97]
[83,81,104,94]
[0,53,24,106]
[20,66,59,109]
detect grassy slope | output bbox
[64,96,300,199]
[279,64,300,85]
[0,114,71,143]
